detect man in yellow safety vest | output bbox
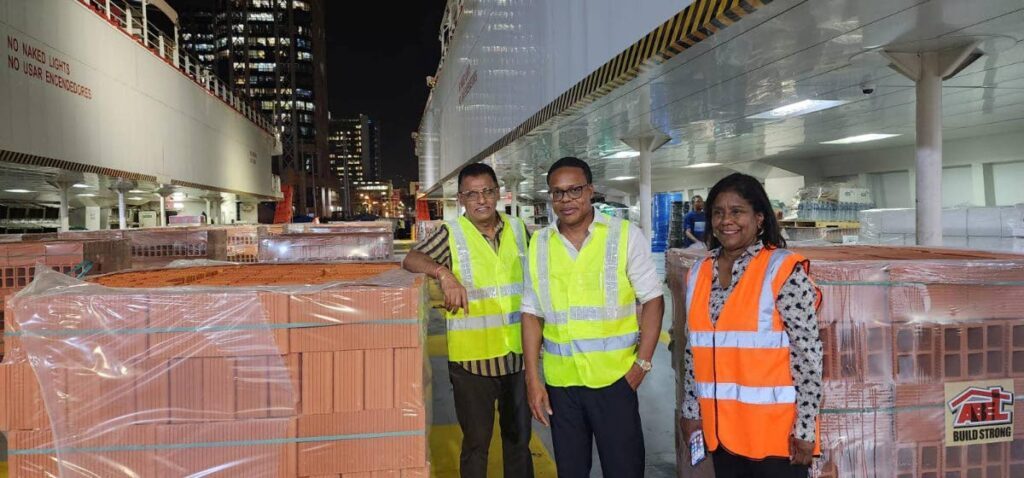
[522,156,665,477]
[403,162,533,477]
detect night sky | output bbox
[325,1,445,189]
[168,0,446,189]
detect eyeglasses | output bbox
[550,184,588,202]
[458,187,499,202]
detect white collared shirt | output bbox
[521,207,664,317]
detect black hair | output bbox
[704,173,786,250]
[691,195,704,201]
[457,163,499,190]
[546,157,592,185]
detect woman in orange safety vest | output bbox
[680,173,823,478]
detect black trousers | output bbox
[448,363,534,478]
[546,377,645,478]
[711,449,810,478]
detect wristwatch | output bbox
[635,358,653,372]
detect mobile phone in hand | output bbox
[690,430,706,466]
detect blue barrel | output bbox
[651,192,682,252]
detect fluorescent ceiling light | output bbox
[748,100,847,119]
[129,189,146,193]
[821,133,901,145]
[5,189,33,193]
[605,151,640,159]
[78,193,97,197]
[537,189,548,193]
[685,162,722,169]
[611,176,636,181]
[128,197,145,201]
[72,183,90,189]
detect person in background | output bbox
[521,157,664,478]
[402,163,533,478]
[680,173,823,477]
[683,195,706,247]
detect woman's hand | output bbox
[789,436,814,466]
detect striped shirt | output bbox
[415,217,527,377]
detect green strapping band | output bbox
[820,396,1024,415]
[817,280,1024,287]
[4,318,420,337]
[9,429,425,456]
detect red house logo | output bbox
[947,386,1014,428]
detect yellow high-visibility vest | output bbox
[528,214,637,388]
[445,213,527,361]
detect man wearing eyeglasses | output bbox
[521,156,664,477]
[403,162,534,478]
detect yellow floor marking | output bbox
[429,418,557,477]
[428,335,448,358]
[1,461,7,478]
[659,330,671,346]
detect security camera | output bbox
[860,81,876,95]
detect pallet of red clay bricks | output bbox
[0,237,131,359]
[257,221,395,263]
[666,245,1024,478]
[59,227,234,269]
[0,262,430,477]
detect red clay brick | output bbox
[291,323,420,353]
[6,428,58,477]
[169,357,205,423]
[394,348,425,414]
[156,419,290,477]
[271,354,300,417]
[893,324,940,383]
[364,349,395,410]
[297,435,426,476]
[895,441,941,478]
[303,352,335,415]
[135,358,171,424]
[260,291,291,354]
[203,357,237,421]
[236,356,271,420]
[334,350,365,412]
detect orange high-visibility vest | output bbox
[686,247,822,460]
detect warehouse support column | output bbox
[111,180,136,230]
[883,41,979,246]
[504,172,523,218]
[157,185,175,227]
[620,133,670,239]
[49,178,75,232]
[639,150,652,238]
[59,187,70,232]
[916,54,943,246]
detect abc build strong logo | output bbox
[944,380,1016,446]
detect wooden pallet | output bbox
[781,220,859,229]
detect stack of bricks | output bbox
[124,228,230,268]
[60,228,234,269]
[259,233,394,263]
[223,225,259,263]
[0,238,131,359]
[666,245,1024,477]
[1,262,429,477]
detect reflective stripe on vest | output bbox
[445,214,525,361]
[688,330,790,349]
[543,331,639,357]
[543,303,636,326]
[695,382,797,405]
[447,311,523,331]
